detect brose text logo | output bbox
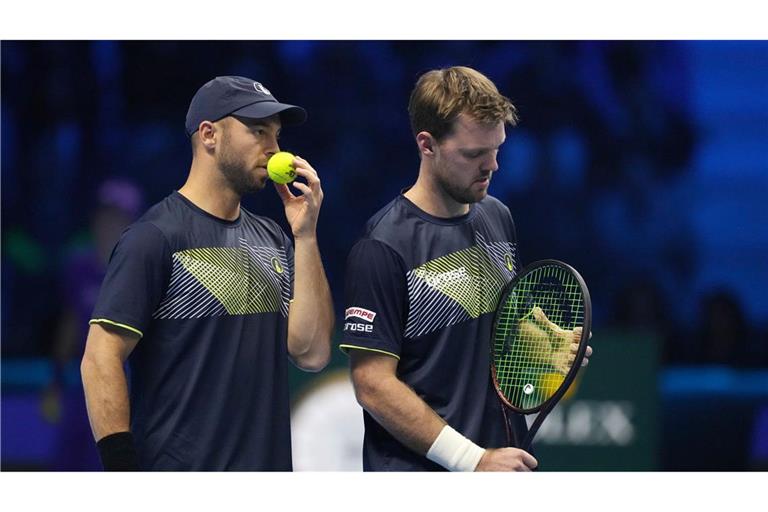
[344,322,373,333]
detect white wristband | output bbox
[426,425,486,472]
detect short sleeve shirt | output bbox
[341,194,529,471]
[90,191,294,470]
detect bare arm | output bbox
[80,323,139,441]
[275,155,333,372]
[350,350,446,454]
[350,349,538,471]
[287,236,334,371]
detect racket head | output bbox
[491,260,591,414]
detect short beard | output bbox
[435,169,488,205]
[217,130,264,196]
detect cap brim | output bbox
[231,101,307,126]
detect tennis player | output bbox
[341,66,591,471]
[81,76,334,471]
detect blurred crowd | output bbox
[4,41,766,363]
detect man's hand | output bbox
[274,156,323,239]
[519,306,593,374]
[475,447,538,471]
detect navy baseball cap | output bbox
[185,76,307,136]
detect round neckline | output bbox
[398,190,477,226]
[173,191,242,228]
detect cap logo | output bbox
[253,82,271,96]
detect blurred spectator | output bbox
[694,290,752,367]
[612,276,670,331]
[1,227,58,357]
[609,276,690,365]
[40,178,143,470]
[750,404,768,470]
[291,370,364,471]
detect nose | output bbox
[265,134,280,158]
[483,152,499,173]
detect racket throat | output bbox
[521,404,554,453]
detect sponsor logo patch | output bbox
[504,253,515,272]
[345,307,377,322]
[344,322,373,333]
[418,266,470,288]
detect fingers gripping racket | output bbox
[491,260,591,453]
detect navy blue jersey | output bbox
[90,191,294,471]
[341,193,529,471]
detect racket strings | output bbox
[493,264,585,410]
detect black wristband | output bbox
[96,432,140,471]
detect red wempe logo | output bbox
[345,307,377,322]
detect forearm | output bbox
[81,351,131,441]
[355,373,446,456]
[287,236,334,370]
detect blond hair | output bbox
[408,66,518,141]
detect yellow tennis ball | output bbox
[539,372,581,401]
[267,152,297,184]
[539,372,565,399]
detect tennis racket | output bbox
[491,259,592,453]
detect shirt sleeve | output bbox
[89,221,171,338]
[339,238,407,360]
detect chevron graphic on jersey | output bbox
[239,238,292,317]
[404,232,517,338]
[153,240,291,319]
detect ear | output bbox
[197,121,217,151]
[415,131,436,158]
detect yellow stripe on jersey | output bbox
[339,344,401,360]
[89,318,144,338]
